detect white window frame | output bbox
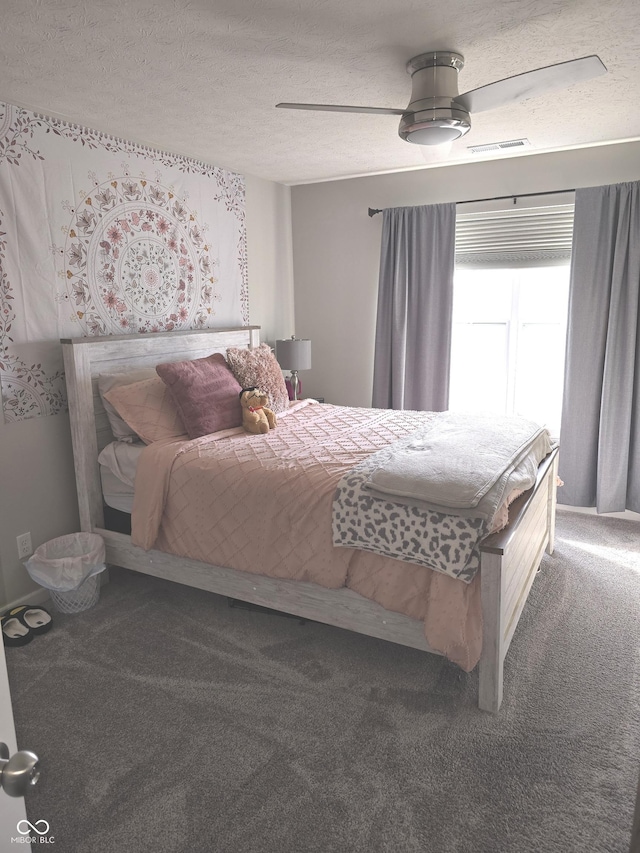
[450,192,574,434]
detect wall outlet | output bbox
[17,532,33,559]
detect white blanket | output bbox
[363,411,552,522]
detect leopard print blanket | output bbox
[332,445,489,583]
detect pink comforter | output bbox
[131,401,483,671]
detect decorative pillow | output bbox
[103,376,187,445]
[225,343,289,414]
[98,368,157,442]
[155,352,243,439]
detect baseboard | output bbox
[2,569,109,614]
[557,504,640,523]
[2,587,52,613]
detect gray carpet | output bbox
[5,511,640,853]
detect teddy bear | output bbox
[239,387,277,434]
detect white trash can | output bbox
[24,533,106,614]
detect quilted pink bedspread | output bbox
[131,401,482,671]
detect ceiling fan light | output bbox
[398,103,471,146]
[404,122,468,145]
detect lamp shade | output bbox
[275,338,311,371]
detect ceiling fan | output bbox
[276,51,607,146]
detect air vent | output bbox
[467,138,530,154]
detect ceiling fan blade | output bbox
[457,55,607,114]
[276,102,405,116]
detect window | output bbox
[448,198,574,436]
[448,265,570,435]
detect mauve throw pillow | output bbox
[225,343,290,414]
[155,353,243,439]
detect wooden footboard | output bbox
[478,448,559,712]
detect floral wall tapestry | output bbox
[0,101,248,423]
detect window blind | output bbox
[455,203,575,268]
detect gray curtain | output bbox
[372,203,456,411]
[559,182,640,512]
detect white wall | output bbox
[0,413,79,607]
[245,175,295,345]
[291,141,640,406]
[0,173,294,609]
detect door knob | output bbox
[0,742,40,797]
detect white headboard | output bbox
[61,326,260,532]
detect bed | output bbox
[61,325,558,712]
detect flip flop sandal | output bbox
[1,613,33,647]
[11,605,53,636]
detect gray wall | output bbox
[291,141,640,407]
[0,173,294,609]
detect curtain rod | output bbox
[367,187,576,217]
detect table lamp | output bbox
[275,336,312,401]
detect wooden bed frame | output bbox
[61,325,558,713]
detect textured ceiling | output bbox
[1,0,639,184]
